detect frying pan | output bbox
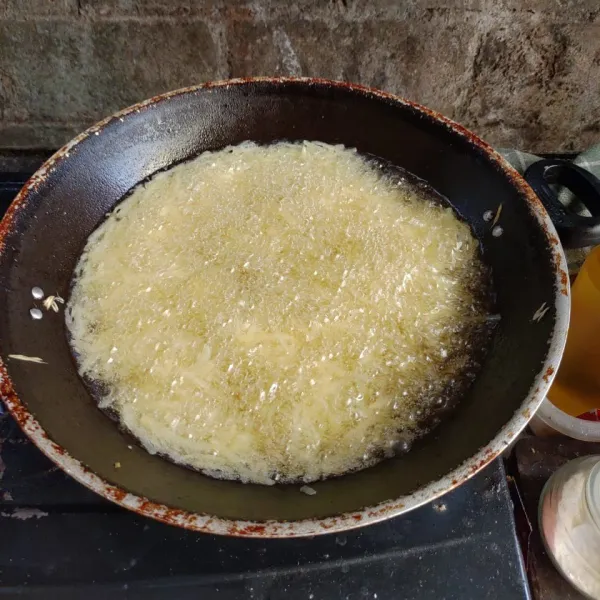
[1,78,599,538]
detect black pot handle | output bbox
[523,158,600,248]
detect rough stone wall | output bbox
[0,0,599,151]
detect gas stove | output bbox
[0,164,530,600]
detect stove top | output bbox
[0,167,530,600]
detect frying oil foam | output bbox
[67,141,491,485]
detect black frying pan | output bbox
[1,78,599,537]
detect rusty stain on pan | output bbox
[542,366,556,384]
[0,78,569,537]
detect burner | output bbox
[0,165,530,599]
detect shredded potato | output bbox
[67,141,490,485]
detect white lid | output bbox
[587,459,600,531]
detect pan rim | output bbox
[0,76,569,538]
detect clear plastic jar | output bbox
[539,456,600,599]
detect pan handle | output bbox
[523,158,600,249]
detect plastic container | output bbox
[539,455,600,599]
[547,246,600,417]
[530,398,600,441]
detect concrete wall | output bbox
[0,0,599,152]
